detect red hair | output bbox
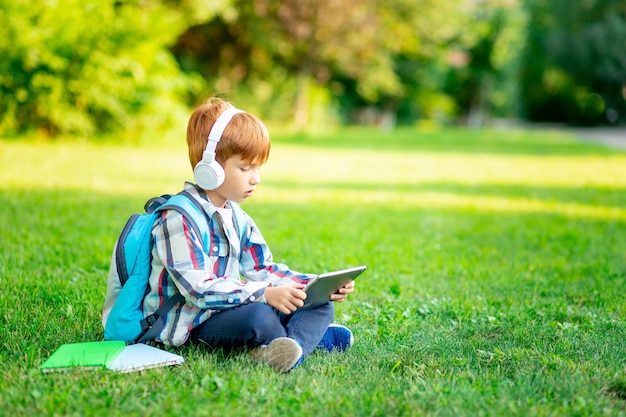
[186,97,270,169]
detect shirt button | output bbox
[213,246,218,252]
[250,296,256,302]
[227,297,234,303]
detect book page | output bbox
[107,343,184,373]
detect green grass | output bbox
[1,127,625,416]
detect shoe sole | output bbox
[250,337,303,373]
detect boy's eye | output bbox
[240,165,260,172]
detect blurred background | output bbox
[0,0,624,139]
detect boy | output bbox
[136,97,354,372]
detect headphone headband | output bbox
[204,107,245,157]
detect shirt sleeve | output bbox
[238,212,314,286]
[152,210,269,310]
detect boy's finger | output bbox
[291,288,307,300]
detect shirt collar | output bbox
[183,181,236,218]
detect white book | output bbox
[107,343,184,373]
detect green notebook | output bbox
[40,341,126,372]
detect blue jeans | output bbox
[190,302,334,357]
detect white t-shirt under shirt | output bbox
[215,205,238,247]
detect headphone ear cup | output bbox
[194,106,243,191]
[194,160,225,190]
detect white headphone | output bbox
[193,107,244,190]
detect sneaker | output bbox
[250,337,303,373]
[317,324,354,352]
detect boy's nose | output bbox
[250,170,261,185]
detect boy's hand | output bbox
[330,280,355,303]
[264,283,306,314]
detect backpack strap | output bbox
[135,192,211,344]
[136,292,185,344]
[144,194,173,213]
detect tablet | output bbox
[299,265,367,310]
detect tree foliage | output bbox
[520,0,626,125]
[172,0,403,126]
[441,0,528,127]
[0,0,200,136]
[331,0,464,126]
[172,0,466,127]
[1,0,624,137]
[252,0,402,127]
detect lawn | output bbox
[0,127,625,416]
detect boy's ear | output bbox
[194,107,244,190]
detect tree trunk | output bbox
[294,65,312,129]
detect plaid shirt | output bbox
[143,182,312,346]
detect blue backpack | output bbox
[103,191,246,344]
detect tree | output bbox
[441,0,527,127]
[520,0,626,125]
[0,0,202,137]
[253,0,402,128]
[172,0,528,128]
[172,0,403,128]
[331,0,470,127]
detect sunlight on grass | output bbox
[265,145,625,188]
[257,145,626,220]
[2,138,625,222]
[256,188,626,221]
[0,140,191,195]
